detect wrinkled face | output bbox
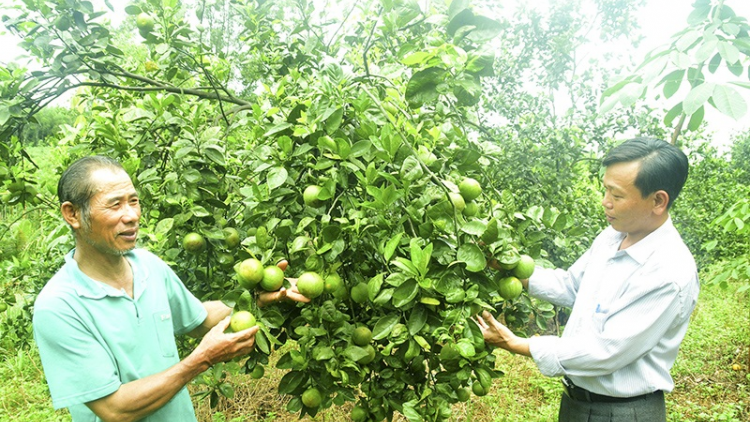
[601,161,658,240]
[78,168,141,256]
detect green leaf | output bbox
[264,122,292,137]
[456,338,475,358]
[278,371,307,395]
[203,145,225,166]
[384,233,403,262]
[122,107,155,122]
[712,84,747,119]
[410,239,432,277]
[0,106,9,126]
[313,344,335,361]
[687,106,704,131]
[400,155,424,181]
[255,330,270,354]
[465,15,503,43]
[124,5,141,15]
[675,30,700,51]
[708,53,722,74]
[718,41,740,65]
[392,279,419,308]
[267,167,288,190]
[683,83,714,116]
[402,400,423,422]
[526,205,544,222]
[687,2,711,25]
[457,243,486,272]
[401,51,431,66]
[190,205,210,218]
[155,218,174,235]
[448,0,470,21]
[343,345,370,362]
[325,107,344,134]
[407,306,427,335]
[405,67,445,107]
[392,257,419,276]
[460,220,487,236]
[664,102,683,127]
[661,70,684,99]
[372,314,400,340]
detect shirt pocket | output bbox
[592,308,608,333]
[152,310,177,357]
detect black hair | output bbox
[602,137,689,209]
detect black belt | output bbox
[561,377,662,403]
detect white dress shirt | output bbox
[527,218,699,397]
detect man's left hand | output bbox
[475,311,531,357]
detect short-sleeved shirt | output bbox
[33,248,208,421]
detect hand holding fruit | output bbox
[475,311,530,357]
[196,315,259,366]
[256,260,311,307]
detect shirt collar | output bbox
[613,217,675,265]
[65,249,147,299]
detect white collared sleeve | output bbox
[528,269,698,380]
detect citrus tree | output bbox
[0,0,653,420]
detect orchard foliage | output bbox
[602,0,750,142]
[2,0,747,421]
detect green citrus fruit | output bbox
[351,406,368,422]
[223,227,241,249]
[135,12,155,32]
[250,365,265,379]
[498,276,523,301]
[417,145,438,167]
[357,344,376,364]
[456,387,470,402]
[350,283,369,304]
[448,192,466,213]
[236,258,264,289]
[513,254,535,279]
[182,232,206,253]
[459,177,482,201]
[260,265,285,291]
[463,201,479,217]
[301,387,323,408]
[472,381,488,396]
[323,273,343,293]
[297,271,325,299]
[352,326,373,346]
[0,302,7,312]
[303,185,323,207]
[229,310,256,332]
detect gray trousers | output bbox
[558,390,666,422]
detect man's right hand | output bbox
[196,316,258,366]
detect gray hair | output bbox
[58,155,126,230]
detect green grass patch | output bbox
[0,349,70,422]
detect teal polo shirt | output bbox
[33,248,208,422]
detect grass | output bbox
[0,349,69,421]
[1,278,747,422]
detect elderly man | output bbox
[33,155,305,421]
[477,138,699,422]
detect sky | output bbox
[1,0,749,148]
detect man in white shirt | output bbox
[476,137,699,422]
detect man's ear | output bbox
[653,190,669,215]
[61,202,82,229]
